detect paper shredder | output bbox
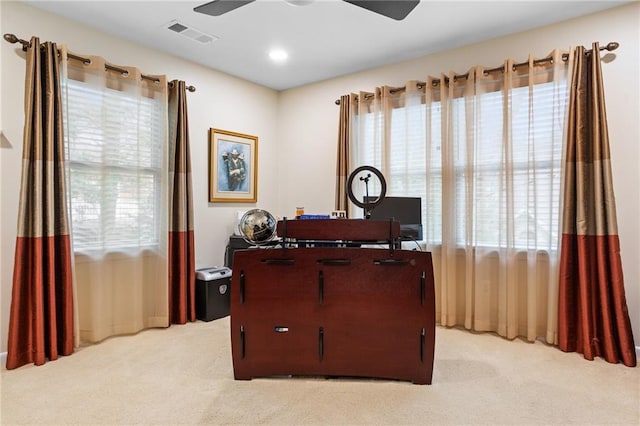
[195,267,232,321]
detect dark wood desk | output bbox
[230,219,435,384]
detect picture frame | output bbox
[209,128,258,203]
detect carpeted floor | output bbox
[1,317,638,425]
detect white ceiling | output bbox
[24,0,631,91]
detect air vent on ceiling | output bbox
[165,20,219,44]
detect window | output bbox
[353,80,565,250]
[64,79,165,252]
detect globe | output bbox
[238,209,277,245]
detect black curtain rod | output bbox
[334,41,620,105]
[3,33,196,92]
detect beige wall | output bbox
[276,3,640,346]
[2,1,639,354]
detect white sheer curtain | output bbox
[61,49,169,343]
[349,50,569,343]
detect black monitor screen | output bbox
[365,196,423,241]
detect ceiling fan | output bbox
[194,0,420,21]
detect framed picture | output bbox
[209,128,258,203]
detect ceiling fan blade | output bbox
[343,0,420,21]
[194,0,256,17]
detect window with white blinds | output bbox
[357,81,564,250]
[64,79,165,252]
[456,83,563,249]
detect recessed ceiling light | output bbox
[285,0,315,6]
[269,49,288,62]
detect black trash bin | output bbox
[224,235,251,269]
[195,267,232,321]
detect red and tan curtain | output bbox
[335,94,351,216]
[558,43,636,366]
[6,37,75,369]
[168,80,196,324]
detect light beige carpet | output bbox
[1,317,638,425]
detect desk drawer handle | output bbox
[240,271,245,304]
[373,258,409,265]
[274,326,289,333]
[240,325,246,359]
[261,258,296,265]
[316,258,351,266]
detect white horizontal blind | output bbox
[64,79,165,252]
[353,80,565,250]
[352,101,385,209]
[451,82,563,249]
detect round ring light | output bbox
[346,165,387,218]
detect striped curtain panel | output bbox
[558,43,636,367]
[168,80,196,324]
[6,37,75,369]
[335,94,351,216]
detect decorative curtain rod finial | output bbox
[606,41,619,52]
[3,33,18,43]
[169,81,197,92]
[3,33,29,50]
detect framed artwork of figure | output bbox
[209,128,258,203]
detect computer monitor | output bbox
[365,196,423,241]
